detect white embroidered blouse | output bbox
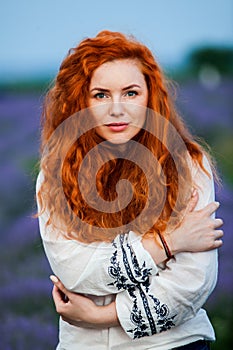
[36,156,218,350]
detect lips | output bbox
[105,122,129,132]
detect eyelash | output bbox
[126,90,138,97]
[93,90,138,99]
[94,92,107,99]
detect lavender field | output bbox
[0,78,232,349]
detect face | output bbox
[88,59,148,144]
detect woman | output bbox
[37,31,223,349]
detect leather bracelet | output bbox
[158,232,174,260]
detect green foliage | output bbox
[0,77,54,94]
[207,297,233,349]
[189,46,233,75]
[166,45,233,81]
[197,127,233,187]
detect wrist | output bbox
[92,302,119,327]
[159,232,175,259]
[142,235,170,264]
[165,226,186,255]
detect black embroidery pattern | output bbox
[108,248,136,295]
[126,240,152,290]
[108,234,176,339]
[149,294,176,332]
[127,298,150,339]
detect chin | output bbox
[107,137,131,145]
[109,140,128,145]
[107,131,139,145]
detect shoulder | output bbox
[36,170,44,194]
[186,151,213,182]
[188,152,215,209]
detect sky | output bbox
[1,0,233,80]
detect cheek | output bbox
[95,126,103,136]
[128,103,147,125]
[139,112,147,128]
[143,92,149,107]
[135,108,147,129]
[89,104,108,123]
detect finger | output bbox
[49,275,70,302]
[213,239,223,248]
[198,201,220,216]
[214,229,224,239]
[50,275,70,300]
[187,189,199,212]
[214,218,224,228]
[52,285,68,315]
[52,285,64,305]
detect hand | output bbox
[166,190,224,255]
[50,276,119,328]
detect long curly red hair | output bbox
[38,30,210,243]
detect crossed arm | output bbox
[50,197,223,332]
[38,157,223,337]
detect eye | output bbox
[94,92,108,99]
[126,90,138,97]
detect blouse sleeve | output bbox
[36,172,158,296]
[115,155,219,339]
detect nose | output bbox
[109,102,124,117]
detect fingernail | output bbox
[50,275,59,283]
[215,201,220,207]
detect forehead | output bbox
[90,59,145,87]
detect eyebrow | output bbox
[90,84,141,92]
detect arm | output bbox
[114,156,222,338]
[50,276,119,328]
[50,197,222,330]
[36,172,158,294]
[37,171,222,297]
[51,157,223,337]
[142,194,222,260]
